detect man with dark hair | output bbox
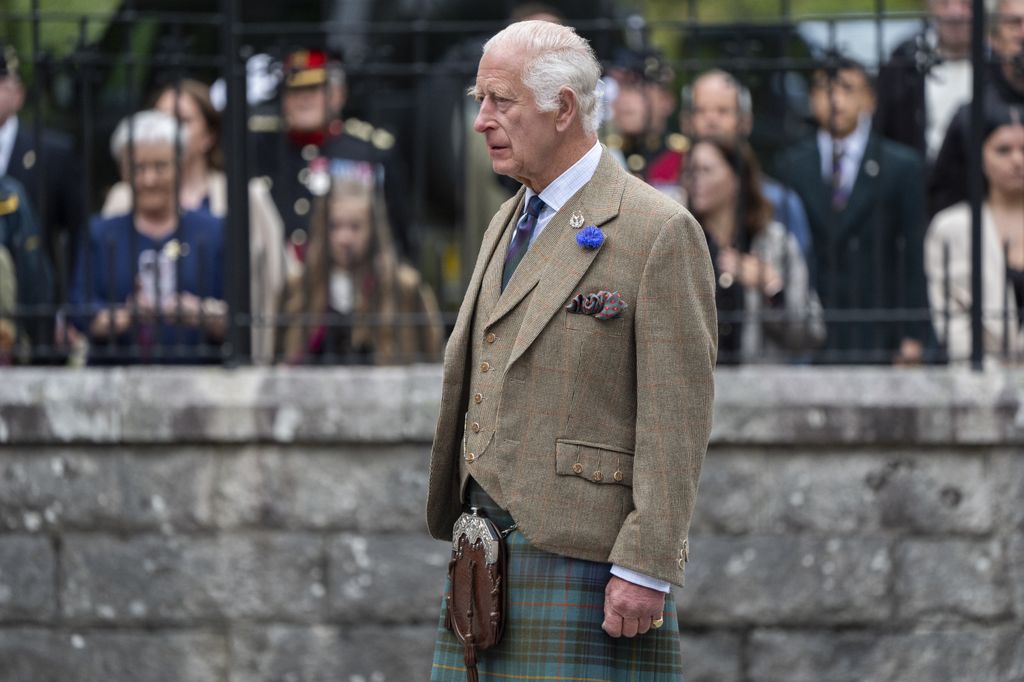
[0,43,82,299]
[776,57,929,364]
[250,47,412,262]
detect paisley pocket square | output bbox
[566,290,628,320]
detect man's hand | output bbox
[601,576,666,638]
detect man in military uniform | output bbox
[0,43,83,299]
[250,48,413,263]
[603,48,689,198]
[0,174,54,360]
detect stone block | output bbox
[678,631,742,682]
[213,445,429,532]
[0,629,227,682]
[64,630,227,682]
[339,625,438,681]
[678,535,892,626]
[230,624,436,682]
[992,450,1024,531]
[0,452,122,531]
[118,451,217,529]
[895,539,1010,620]
[0,536,55,621]
[0,629,62,682]
[691,450,992,536]
[748,628,1004,682]
[62,533,325,622]
[1010,534,1024,620]
[327,532,448,623]
[228,624,343,682]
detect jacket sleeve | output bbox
[607,211,717,586]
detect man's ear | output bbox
[331,82,347,117]
[554,86,579,132]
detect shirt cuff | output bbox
[610,565,671,593]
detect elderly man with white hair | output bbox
[69,109,227,363]
[426,20,716,681]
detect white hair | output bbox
[483,20,603,134]
[110,109,187,163]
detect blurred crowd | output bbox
[1,0,1022,367]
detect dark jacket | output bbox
[776,132,930,363]
[0,175,55,350]
[928,61,1024,218]
[875,34,931,157]
[6,124,84,296]
[250,120,413,259]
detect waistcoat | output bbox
[458,196,541,510]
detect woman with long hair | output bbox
[925,104,1024,364]
[684,136,824,363]
[281,160,443,364]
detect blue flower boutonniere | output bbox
[576,225,604,250]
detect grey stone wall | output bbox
[0,366,1022,682]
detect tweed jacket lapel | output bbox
[502,150,626,369]
[445,189,524,366]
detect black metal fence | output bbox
[0,0,1016,368]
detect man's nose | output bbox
[473,101,494,133]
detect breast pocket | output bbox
[563,311,626,337]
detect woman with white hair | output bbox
[68,109,227,363]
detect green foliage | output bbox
[0,0,118,64]
[633,0,926,22]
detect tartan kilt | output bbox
[430,491,684,681]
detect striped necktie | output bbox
[502,194,546,291]
[831,143,850,211]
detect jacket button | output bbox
[592,471,604,482]
[473,393,483,404]
[465,452,476,463]
[471,421,481,433]
[572,463,583,474]
[485,333,497,344]
[613,470,624,482]
[480,362,490,372]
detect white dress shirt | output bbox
[0,116,18,176]
[924,28,972,162]
[817,112,873,197]
[512,139,671,594]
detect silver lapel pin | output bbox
[569,211,585,229]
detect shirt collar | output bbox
[817,113,872,161]
[523,141,602,214]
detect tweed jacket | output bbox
[426,149,717,586]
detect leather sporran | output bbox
[444,508,508,682]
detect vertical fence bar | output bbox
[968,0,986,369]
[29,0,48,355]
[221,0,251,364]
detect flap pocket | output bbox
[555,439,634,486]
